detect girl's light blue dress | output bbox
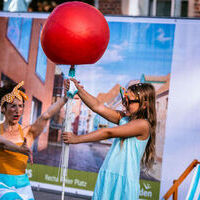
[92,117,149,200]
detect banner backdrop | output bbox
[160,19,200,199]
[0,12,180,199]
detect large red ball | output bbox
[41,1,110,65]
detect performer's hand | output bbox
[64,79,70,98]
[62,132,78,144]
[19,138,33,164]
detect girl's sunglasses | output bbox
[122,96,140,107]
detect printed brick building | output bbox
[0,16,56,151]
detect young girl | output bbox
[62,79,156,200]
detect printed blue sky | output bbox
[59,22,175,96]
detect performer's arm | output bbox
[28,96,68,140]
[28,80,69,140]
[62,119,149,144]
[71,78,123,124]
[0,136,31,155]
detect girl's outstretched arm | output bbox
[62,119,150,144]
[71,78,124,124]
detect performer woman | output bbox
[62,79,157,200]
[0,80,68,200]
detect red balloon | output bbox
[41,1,110,65]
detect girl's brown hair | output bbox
[128,83,157,169]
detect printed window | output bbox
[7,17,32,62]
[156,101,159,112]
[35,26,47,82]
[30,97,42,153]
[166,97,168,109]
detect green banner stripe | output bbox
[27,163,97,191]
[27,164,160,199]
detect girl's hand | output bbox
[19,138,33,164]
[70,78,84,89]
[62,132,79,144]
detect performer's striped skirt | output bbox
[0,173,34,200]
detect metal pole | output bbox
[171,0,175,16]
[152,0,157,16]
[61,98,73,200]
[94,0,99,9]
[171,0,182,17]
[61,65,77,200]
